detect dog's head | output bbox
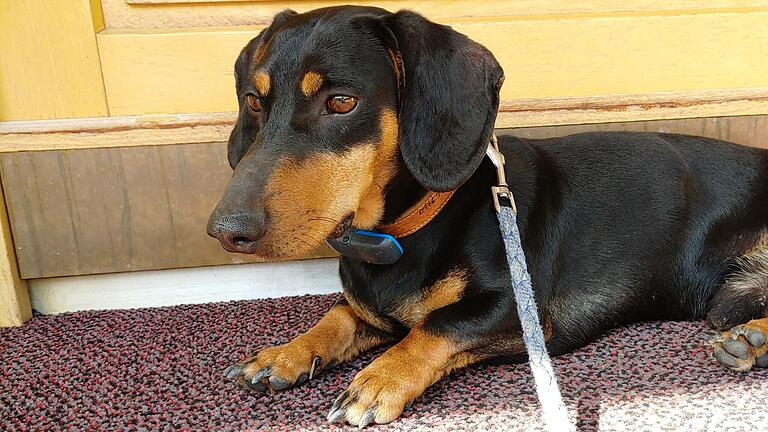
[207,6,503,258]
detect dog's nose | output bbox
[207,212,266,254]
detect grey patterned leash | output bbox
[487,136,575,432]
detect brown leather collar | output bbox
[376,190,456,238]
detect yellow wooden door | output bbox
[95,1,768,124]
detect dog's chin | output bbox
[248,238,320,260]
[253,229,339,260]
[233,213,355,259]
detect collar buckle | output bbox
[486,134,516,213]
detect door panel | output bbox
[99,0,768,29]
[97,11,768,116]
[0,0,108,121]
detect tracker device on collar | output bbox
[326,188,454,265]
[326,229,404,265]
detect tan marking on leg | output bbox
[258,109,399,258]
[746,229,768,256]
[335,326,479,425]
[544,317,554,340]
[240,304,387,384]
[397,269,468,327]
[741,316,768,335]
[722,230,768,298]
[300,71,324,97]
[444,351,481,375]
[253,71,271,96]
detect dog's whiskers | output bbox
[308,217,339,225]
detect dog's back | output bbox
[497,131,768,351]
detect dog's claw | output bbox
[332,390,349,410]
[327,406,346,424]
[251,367,271,383]
[309,355,322,380]
[268,375,291,391]
[295,373,309,386]
[327,390,350,423]
[223,364,244,379]
[358,407,377,429]
[241,367,271,392]
[708,335,725,344]
[245,379,267,392]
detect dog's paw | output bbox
[223,341,323,393]
[711,319,768,372]
[326,356,426,427]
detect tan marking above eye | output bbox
[301,71,324,97]
[327,95,357,114]
[246,94,262,113]
[253,71,271,96]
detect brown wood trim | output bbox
[0,177,31,327]
[2,88,768,153]
[500,88,768,127]
[0,112,236,153]
[0,111,235,134]
[4,114,767,279]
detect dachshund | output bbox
[207,6,768,427]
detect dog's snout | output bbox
[207,212,266,254]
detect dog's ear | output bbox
[228,9,296,168]
[382,11,504,191]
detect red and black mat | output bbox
[2,293,766,431]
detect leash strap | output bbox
[488,136,575,432]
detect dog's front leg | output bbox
[224,300,391,392]
[328,292,521,427]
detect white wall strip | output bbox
[29,258,343,315]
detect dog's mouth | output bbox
[328,212,355,239]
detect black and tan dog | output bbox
[207,6,768,427]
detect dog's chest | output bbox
[344,268,469,332]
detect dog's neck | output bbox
[378,161,430,227]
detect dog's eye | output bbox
[246,93,262,113]
[327,95,357,114]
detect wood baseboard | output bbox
[29,258,342,315]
